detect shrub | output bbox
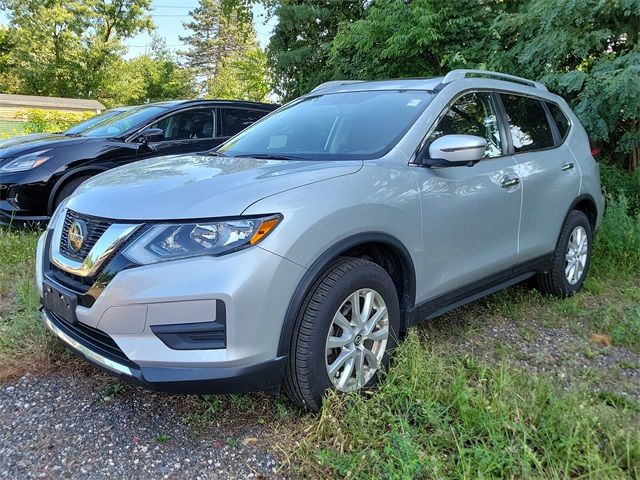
[18,109,95,134]
[600,163,640,212]
[592,195,640,276]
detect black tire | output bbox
[536,210,592,297]
[53,176,91,210]
[283,257,401,411]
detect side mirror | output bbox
[137,128,164,144]
[422,134,487,168]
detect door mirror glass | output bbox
[138,128,164,144]
[425,134,487,167]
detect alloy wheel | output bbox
[565,225,588,285]
[325,288,390,392]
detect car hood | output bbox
[69,153,363,220]
[0,133,89,159]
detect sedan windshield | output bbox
[218,90,434,160]
[79,105,168,138]
[64,108,129,135]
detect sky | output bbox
[0,0,277,58]
[125,1,277,58]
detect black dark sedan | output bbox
[0,99,277,227]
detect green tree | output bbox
[99,37,196,106]
[491,0,640,169]
[267,0,366,101]
[180,0,254,92]
[207,42,269,101]
[0,0,152,99]
[328,0,513,81]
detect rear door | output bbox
[220,107,270,143]
[139,107,220,158]
[412,91,522,300]
[498,93,581,262]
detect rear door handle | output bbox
[561,162,575,171]
[501,176,521,188]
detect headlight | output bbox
[0,150,52,172]
[122,215,282,265]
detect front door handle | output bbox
[501,176,521,188]
[561,162,575,171]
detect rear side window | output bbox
[547,102,570,140]
[224,108,268,137]
[500,94,555,153]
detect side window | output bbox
[148,108,216,141]
[501,94,554,152]
[547,102,570,141]
[428,92,502,158]
[224,108,268,137]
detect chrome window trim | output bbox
[49,209,141,278]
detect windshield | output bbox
[64,108,128,135]
[218,90,434,160]
[80,105,168,138]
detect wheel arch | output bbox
[276,232,417,357]
[567,193,598,232]
[47,166,109,214]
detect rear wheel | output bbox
[536,210,592,297]
[283,257,400,411]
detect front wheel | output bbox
[283,257,400,411]
[536,210,593,297]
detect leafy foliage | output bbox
[0,0,153,100]
[491,0,640,168]
[267,0,366,101]
[208,43,270,101]
[181,0,261,96]
[20,108,94,134]
[329,0,510,80]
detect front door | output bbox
[412,91,522,301]
[139,107,220,159]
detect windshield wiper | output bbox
[242,153,309,161]
[208,150,229,157]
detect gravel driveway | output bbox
[0,368,287,479]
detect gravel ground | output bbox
[0,369,288,480]
[433,311,640,401]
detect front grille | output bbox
[60,210,112,261]
[47,309,134,367]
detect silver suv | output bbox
[36,70,604,410]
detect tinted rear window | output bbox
[501,94,554,153]
[224,108,269,136]
[547,102,570,140]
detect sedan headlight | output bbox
[122,215,282,265]
[0,150,52,172]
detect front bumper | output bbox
[42,308,287,393]
[0,169,54,228]
[0,199,49,228]
[37,229,307,394]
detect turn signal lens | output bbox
[250,217,281,245]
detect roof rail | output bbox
[309,80,365,93]
[440,69,547,91]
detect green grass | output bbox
[0,229,59,379]
[302,334,640,479]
